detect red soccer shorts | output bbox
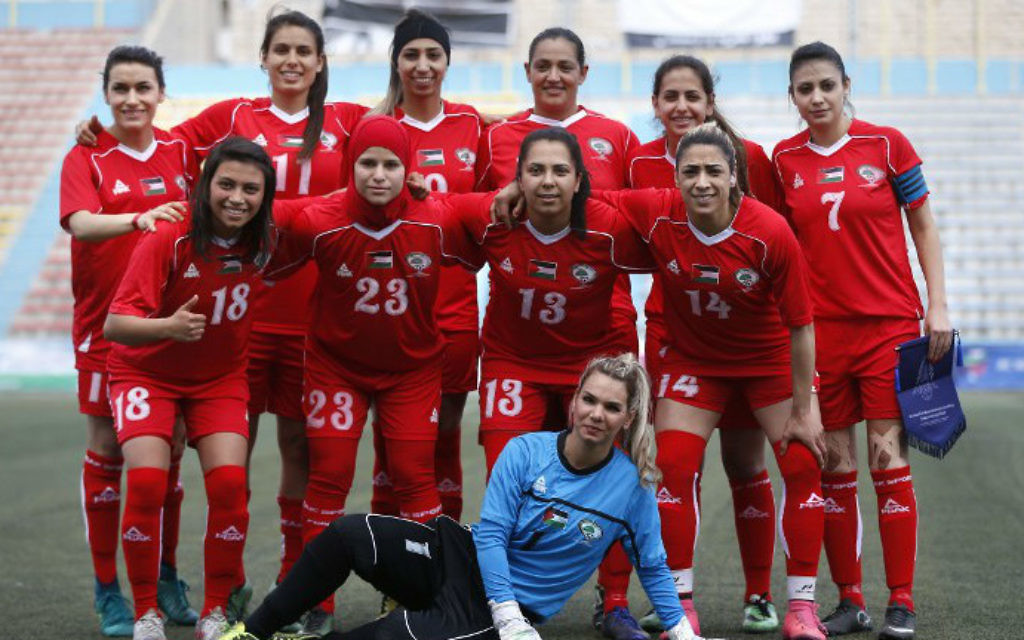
[247,331,304,421]
[816,316,920,430]
[78,369,112,418]
[655,364,793,415]
[477,372,576,435]
[109,374,249,445]
[303,350,441,442]
[441,329,479,395]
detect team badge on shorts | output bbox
[588,137,613,160]
[734,267,760,290]
[455,147,476,171]
[857,164,885,186]
[405,252,432,275]
[320,131,338,150]
[578,519,603,543]
[571,263,597,286]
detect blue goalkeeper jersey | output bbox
[472,431,682,627]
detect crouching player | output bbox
[218,354,700,640]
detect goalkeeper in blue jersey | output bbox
[219,353,699,640]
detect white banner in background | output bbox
[618,0,802,48]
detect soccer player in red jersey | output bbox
[367,9,485,526]
[475,28,644,635]
[595,123,829,640]
[102,138,276,640]
[627,55,785,634]
[772,42,952,640]
[60,46,197,636]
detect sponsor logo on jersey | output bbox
[667,259,681,275]
[734,267,760,290]
[123,526,151,542]
[279,135,303,148]
[817,166,844,184]
[218,254,243,274]
[529,259,557,280]
[793,173,805,189]
[799,492,826,509]
[417,149,445,166]
[857,164,885,186]
[112,179,130,195]
[320,131,338,150]
[336,263,353,278]
[880,498,911,515]
[571,263,597,285]
[532,476,547,494]
[543,506,568,529]
[368,250,394,269]
[823,497,846,514]
[141,176,166,196]
[406,251,432,274]
[183,263,201,279]
[588,137,613,159]
[578,519,603,542]
[404,539,431,558]
[738,505,771,519]
[455,147,476,170]
[93,487,120,503]
[691,264,720,284]
[214,525,246,542]
[500,257,514,274]
[656,487,682,505]
[252,134,268,147]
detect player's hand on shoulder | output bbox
[481,111,507,127]
[137,202,187,232]
[406,172,430,200]
[491,181,524,229]
[489,601,542,640]
[75,115,103,147]
[165,295,206,342]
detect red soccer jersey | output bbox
[598,189,813,376]
[772,119,926,320]
[60,128,195,371]
[629,136,786,332]
[266,193,472,376]
[173,97,369,334]
[106,217,262,386]
[398,100,484,333]
[446,198,653,385]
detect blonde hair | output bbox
[574,353,660,487]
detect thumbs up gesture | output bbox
[166,295,206,342]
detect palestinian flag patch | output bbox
[529,259,557,280]
[543,506,568,529]
[417,149,444,166]
[279,135,304,148]
[817,166,844,183]
[368,250,394,269]
[140,177,166,196]
[218,255,243,274]
[691,264,720,284]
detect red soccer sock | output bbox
[821,470,865,606]
[303,438,360,614]
[435,426,463,520]
[202,465,249,617]
[82,450,124,585]
[598,542,633,612]
[480,430,525,478]
[160,457,184,571]
[872,466,917,611]
[385,438,442,522]
[370,421,397,515]
[655,430,706,578]
[729,469,776,600]
[772,442,824,585]
[276,496,304,583]
[122,467,168,617]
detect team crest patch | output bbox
[578,519,603,543]
[543,506,568,529]
[406,251,432,274]
[588,137,613,159]
[857,164,885,186]
[571,263,597,285]
[174,175,188,194]
[455,147,476,169]
[320,131,338,150]
[734,267,760,290]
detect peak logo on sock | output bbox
[799,492,826,509]
[372,471,392,487]
[823,497,846,514]
[656,487,682,505]
[214,526,246,542]
[436,478,461,493]
[123,526,151,542]
[738,505,771,519]
[93,487,121,503]
[880,498,911,515]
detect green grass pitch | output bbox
[0,391,1018,639]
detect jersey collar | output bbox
[686,196,743,246]
[116,138,158,162]
[662,139,677,167]
[527,107,588,129]
[211,235,240,248]
[556,430,615,476]
[269,103,310,125]
[400,105,447,132]
[525,219,571,244]
[806,133,852,157]
[353,219,402,239]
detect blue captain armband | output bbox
[891,164,929,206]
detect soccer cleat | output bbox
[822,598,873,636]
[742,594,780,633]
[600,606,648,640]
[157,575,199,625]
[298,607,334,637]
[225,581,254,624]
[218,622,259,640]
[133,609,166,640]
[638,608,663,633]
[194,607,228,640]
[877,604,916,640]
[591,585,606,631]
[640,596,699,635]
[782,600,826,640]
[95,582,135,637]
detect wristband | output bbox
[131,213,144,230]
